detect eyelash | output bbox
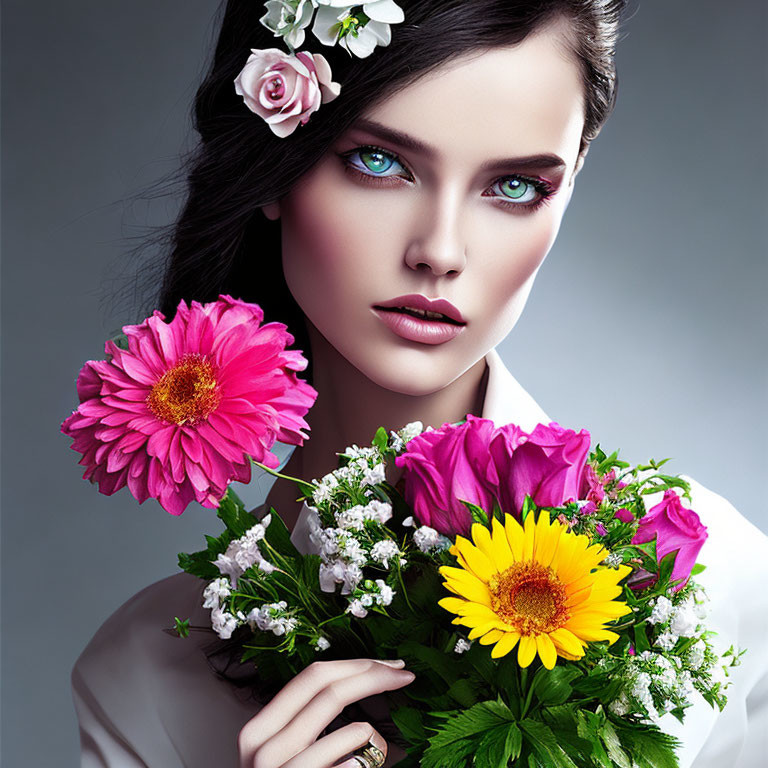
[337,144,556,212]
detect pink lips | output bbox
[372,293,466,345]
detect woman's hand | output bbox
[238,658,414,768]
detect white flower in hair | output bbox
[312,0,405,58]
[261,0,317,50]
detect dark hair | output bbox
[158,0,626,384]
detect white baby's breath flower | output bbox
[346,598,368,618]
[399,421,424,442]
[335,505,366,531]
[602,552,623,568]
[675,669,695,699]
[609,692,631,717]
[202,577,231,609]
[361,463,386,487]
[341,563,363,594]
[655,631,679,652]
[312,474,339,504]
[649,596,674,625]
[670,601,699,638]
[402,516,415,527]
[338,535,366,565]
[688,640,707,671]
[210,606,239,639]
[375,579,394,606]
[454,638,472,654]
[389,432,404,452]
[370,539,400,568]
[412,525,452,553]
[315,636,331,651]
[333,465,354,482]
[213,519,271,586]
[631,672,657,719]
[364,499,392,524]
[343,444,376,459]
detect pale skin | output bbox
[239,17,588,768]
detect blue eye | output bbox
[342,145,411,179]
[494,177,539,204]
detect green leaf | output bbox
[657,549,679,588]
[427,699,516,749]
[505,722,523,763]
[263,507,300,558]
[531,665,581,706]
[216,487,257,536]
[519,719,578,768]
[460,500,489,527]
[446,677,479,708]
[599,719,632,768]
[690,563,706,576]
[475,723,522,768]
[173,617,190,638]
[520,495,537,522]
[108,332,129,351]
[372,426,389,450]
[608,718,680,768]
[176,550,219,581]
[390,706,426,746]
[540,705,595,764]
[633,623,651,654]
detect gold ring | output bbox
[352,742,386,767]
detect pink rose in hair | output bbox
[395,415,497,536]
[489,422,591,517]
[632,489,707,590]
[234,48,341,138]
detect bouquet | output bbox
[63,297,741,768]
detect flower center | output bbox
[489,561,570,635]
[266,75,285,101]
[146,354,221,426]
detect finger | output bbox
[239,659,404,761]
[280,721,387,768]
[254,665,413,766]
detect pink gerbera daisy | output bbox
[61,295,317,515]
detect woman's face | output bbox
[266,20,586,396]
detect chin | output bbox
[341,341,484,397]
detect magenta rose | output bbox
[394,415,497,536]
[632,489,707,590]
[489,422,591,517]
[234,48,341,138]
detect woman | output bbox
[71,1,768,767]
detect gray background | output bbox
[2,0,766,765]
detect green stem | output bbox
[252,460,306,488]
[519,667,534,718]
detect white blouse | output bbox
[72,349,768,767]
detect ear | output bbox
[261,202,281,221]
[571,145,590,182]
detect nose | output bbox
[404,187,468,276]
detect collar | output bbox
[481,347,550,430]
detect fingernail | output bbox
[373,658,405,668]
[370,730,387,752]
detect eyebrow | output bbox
[351,117,567,172]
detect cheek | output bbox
[280,173,366,317]
[473,207,560,335]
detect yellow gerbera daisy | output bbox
[438,511,632,670]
